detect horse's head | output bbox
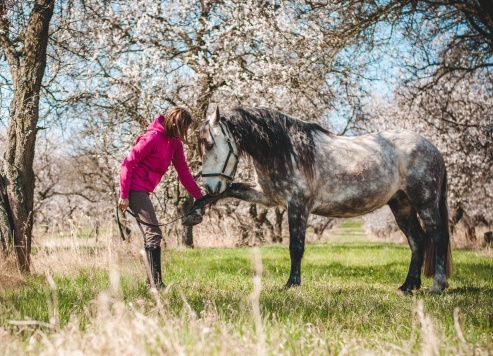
[199,107,239,195]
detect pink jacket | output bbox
[119,114,203,200]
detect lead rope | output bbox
[116,195,219,241]
[116,207,192,241]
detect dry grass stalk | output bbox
[249,247,265,355]
[415,300,439,356]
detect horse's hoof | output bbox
[397,287,413,296]
[428,286,445,293]
[282,277,301,290]
[281,283,300,291]
[146,280,166,291]
[429,280,448,293]
[182,212,203,226]
[398,281,420,296]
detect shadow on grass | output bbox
[446,286,493,296]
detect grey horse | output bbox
[196,107,452,294]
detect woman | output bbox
[119,107,205,289]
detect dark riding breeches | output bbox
[128,190,163,247]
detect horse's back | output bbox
[323,129,444,183]
[309,129,444,217]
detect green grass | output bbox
[1,220,492,354]
[164,242,493,344]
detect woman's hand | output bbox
[118,198,129,212]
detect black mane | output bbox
[214,107,331,179]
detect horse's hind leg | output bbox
[285,200,310,288]
[415,204,450,292]
[388,192,426,295]
[405,171,451,292]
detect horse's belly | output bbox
[311,180,399,217]
[312,199,388,218]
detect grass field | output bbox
[1,219,492,354]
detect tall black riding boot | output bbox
[145,246,164,290]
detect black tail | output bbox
[423,171,452,278]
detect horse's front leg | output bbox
[220,182,272,206]
[183,183,271,225]
[285,201,310,288]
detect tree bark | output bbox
[273,207,285,243]
[0,176,12,252]
[179,194,194,248]
[0,0,55,272]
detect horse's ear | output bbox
[210,106,220,126]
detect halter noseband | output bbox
[201,121,239,187]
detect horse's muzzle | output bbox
[205,181,223,196]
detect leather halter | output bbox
[201,121,239,186]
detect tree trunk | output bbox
[0,0,55,272]
[273,207,285,243]
[179,195,194,248]
[0,176,13,252]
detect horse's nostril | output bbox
[204,184,213,194]
[215,181,222,195]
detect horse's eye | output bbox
[205,142,214,150]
